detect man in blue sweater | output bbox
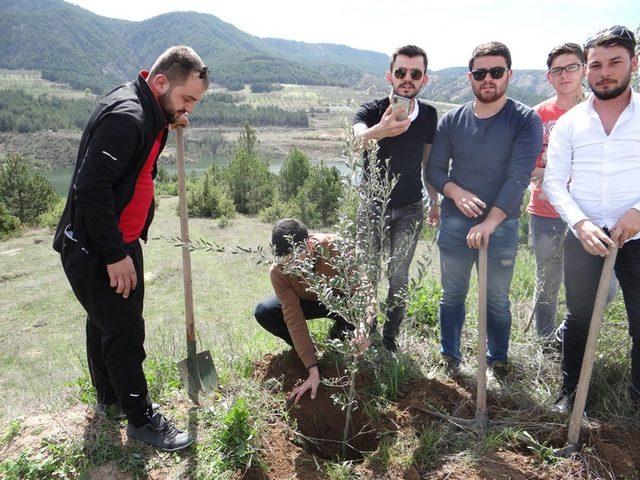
[426,41,542,374]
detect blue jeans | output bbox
[529,215,618,340]
[437,215,520,364]
[529,214,567,338]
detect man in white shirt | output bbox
[544,25,640,413]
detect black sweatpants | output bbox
[254,295,352,346]
[61,234,151,426]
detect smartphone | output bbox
[390,94,410,121]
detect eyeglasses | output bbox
[393,68,424,81]
[584,25,636,49]
[199,66,209,79]
[470,67,509,81]
[548,63,582,76]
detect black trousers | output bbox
[562,234,640,393]
[61,235,151,426]
[254,295,351,346]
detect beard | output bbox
[472,79,508,104]
[589,70,632,100]
[393,82,419,99]
[158,90,179,123]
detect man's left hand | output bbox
[466,219,498,249]
[289,365,320,404]
[427,204,440,226]
[611,208,640,247]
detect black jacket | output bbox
[53,72,168,264]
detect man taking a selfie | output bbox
[352,44,439,352]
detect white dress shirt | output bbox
[544,90,640,241]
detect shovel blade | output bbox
[177,350,218,404]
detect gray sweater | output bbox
[426,99,542,220]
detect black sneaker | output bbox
[489,360,510,378]
[382,335,398,353]
[551,392,575,416]
[440,354,460,376]
[95,401,160,421]
[126,412,193,451]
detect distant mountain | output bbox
[422,68,554,106]
[0,0,389,93]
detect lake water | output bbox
[46,156,349,195]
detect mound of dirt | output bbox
[253,351,380,460]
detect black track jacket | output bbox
[53,72,168,264]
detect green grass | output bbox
[1,196,638,478]
[0,69,92,99]
[0,419,22,446]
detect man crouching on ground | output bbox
[254,218,372,403]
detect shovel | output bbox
[556,244,618,457]
[475,246,489,431]
[174,125,218,404]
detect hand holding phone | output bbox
[390,94,410,121]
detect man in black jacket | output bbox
[54,46,208,451]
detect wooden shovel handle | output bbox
[175,126,197,342]
[476,246,488,421]
[567,245,618,445]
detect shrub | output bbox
[225,124,275,214]
[0,203,21,240]
[279,148,311,201]
[258,196,295,224]
[187,172,236,221]
[0,154,58,225]
[291,164,343,228]
[36,196,65,230]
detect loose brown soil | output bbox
[253,350,640,479]
[3,351,639,479]
[253,350,379,460]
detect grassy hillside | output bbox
[1,198,638,478]
[0,0,389,93]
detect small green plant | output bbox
[325,460,356,480]
[0,439,87,480]
[71,372,96,405]
[196,397,262,478]
[414,426,445,470]
[0,419,22,446]
[145,355,182,403]
[407,277,442,330]
[520,431,562,465]
[378,355,414,401]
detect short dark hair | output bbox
[149,45,209,87]
[390,45,428,72]
[469,41,512,71]
[584,25,637,59]
[271,218,308,257]
[547,43,585,69]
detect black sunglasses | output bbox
[471,67,509,81]
[199,66,209,79]
[393,68,424,81]
[549,63,582,76]
[584,25,636,49]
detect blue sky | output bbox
[69,0,639,70]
